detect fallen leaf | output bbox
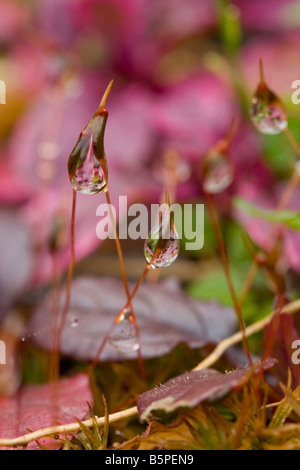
[0,373,93,450]
[27,276,238,361]
[137,358,277,422]
[0,210,33,318]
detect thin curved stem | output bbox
[205,191,252,365]
[104,187,145,379]
[88,254,156,373]
[51,189,77,383]
[193,298,300,371]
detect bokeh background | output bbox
[1,0,300,384]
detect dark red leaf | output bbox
[137,358,277,422]
[0,373,93,450]
[27,276,238,361]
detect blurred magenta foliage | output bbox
[0,0,300,319]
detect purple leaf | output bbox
[137,358,277,422]
[0,373,93,450]
[27,277,238,361]
[0,210,33,318]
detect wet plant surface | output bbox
[1,0,300,451]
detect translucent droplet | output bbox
[70,317,78,328]
[249,61,288,135]
[71,132,107,195]
[144,210,180,268]
[108,309,139,351]
[202,148,234,194]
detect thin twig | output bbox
[0,406,138,449]
[193,298,300,371]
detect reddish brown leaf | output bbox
[0,374,93,450]
[137,358,277,422]
[27,277,238,361]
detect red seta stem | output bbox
[88,253,157,374]
[50,189,77,382]
[104,187,145,379]
[205,191,253,365]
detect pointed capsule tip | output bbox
[98,80,114,111]
[259,58,265,84]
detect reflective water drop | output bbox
[108,309,139,351]
[249,61,288,135]
[71,132,107,195]
[250,85,288,135]
[68,83,111,193]
[70,317,79,328]
[144,210,180,268]
[202,146,234,194]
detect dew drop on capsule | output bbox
[202,147,234,194]
[249,60,288,135]
[144,211,180,269]
[108,309,139,351]
[71,132,107,195]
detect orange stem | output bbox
[104,187,145,379]
[205,192,252,365]
[88,254,156,373]
[53,189,77,377]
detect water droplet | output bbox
[70,317,78,328]
[71,132,107,195]
[144,209,180,268]
[21,337,25,342]
[108,309,139,351]
[250,85,287,135]
[249,61,288,135]
[202,147,234,194]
